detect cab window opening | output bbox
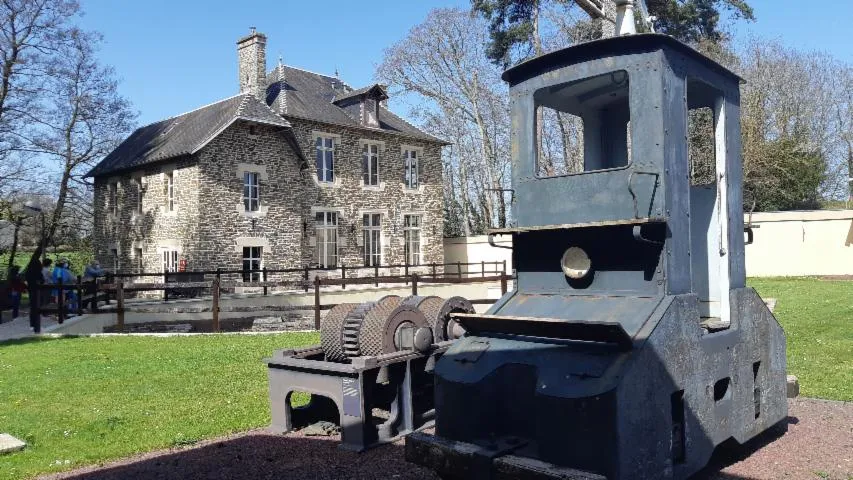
[535,70,632,177]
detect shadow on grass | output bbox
[0,335,86,347]
[41,419,794,480]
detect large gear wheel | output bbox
[320,303,359,362]
[419,296,475,341]
[357,297,429,357]
[340,295,400,359]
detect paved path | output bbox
[38,398,852,480]
[0,316,61,342]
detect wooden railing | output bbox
[33,267,513,333]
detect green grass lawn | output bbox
[0,333,318,480]
[750,277,853,402]
[0,278,850,479]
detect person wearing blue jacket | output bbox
[52,259,78,315]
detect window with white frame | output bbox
[243,171,260,212]
[404,149,419,189]
[165,172,175,212]
[109,183,118,216]
[162,250,179,273]
[242,246,262,282]
[403,215,421,266]
[362,143,379,186]
[315,136,335,183]
[135,179,144,214]
[363,213,382,267]
[315,211,338,268]
[135,248,143,273]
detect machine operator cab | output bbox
[411,33,788,480]
[489,33,745,333]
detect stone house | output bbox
[87,29,447,281]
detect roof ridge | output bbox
[271,64,354,90]
[136,93,246,129]
[235,94,252,116]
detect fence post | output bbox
[404,262,409,286]
[92,280,100,313]
[341,264,346,290]
[412,273,418,296]
[304,266,309,292]
[116,281,125,332]
[501,272,508,296]
[105,272,113,304]
[57,275,65,324]
[211,277,220,333]
[431,263,437,279]
[163,271,169,302]
[76,275,83,316]
[314,276,321,330]
[457,261,463,279]
[481,261,485,278]
[374,264,379,287]
[263,267,268,296]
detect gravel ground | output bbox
[39,398,852,480]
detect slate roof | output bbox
[332,84,387,104]
[87,94,290,177]
[265,65,447,144]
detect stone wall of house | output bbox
[194,120,304,278]
[93,158,200,276]
[287,117,445,275]
[93,118,445,281]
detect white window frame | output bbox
[362,143,380,186]
[162,250,179,273]
[109,182,118,216]
[134,247,143,273]
[403,214,422,266]
[403,149,419,189]
[165,172,175,212]
[315,135,335,183]
[363,213,382,267]
[135,179,143,214]
[242,246,263,282]
[243,171,260,212]
[315,211,338,268]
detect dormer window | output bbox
[333,84,388,128]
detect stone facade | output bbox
[92,29,445,281]
[93,117,444,279]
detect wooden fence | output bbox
[33,264,512,333]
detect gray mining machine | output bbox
[266,295,474,451]
[404,32,788,480]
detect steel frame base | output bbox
[266,342,450,452]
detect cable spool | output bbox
[320,303,359,362]
[340,295,400,359]
[357,297,430,357]
[419,296,475,341]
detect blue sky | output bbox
[77,0,852,126]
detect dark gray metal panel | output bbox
[509,51,666,227]
[492,293,661,340]
[660,57,692,294]
[725,94,746,288]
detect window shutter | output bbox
[417,154,423,186]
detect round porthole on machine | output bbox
[560,247,591,280]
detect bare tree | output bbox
[0,0,79,185]
[378,8,511,233]
[17,29,135,246]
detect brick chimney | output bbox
[237,27,267,100]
